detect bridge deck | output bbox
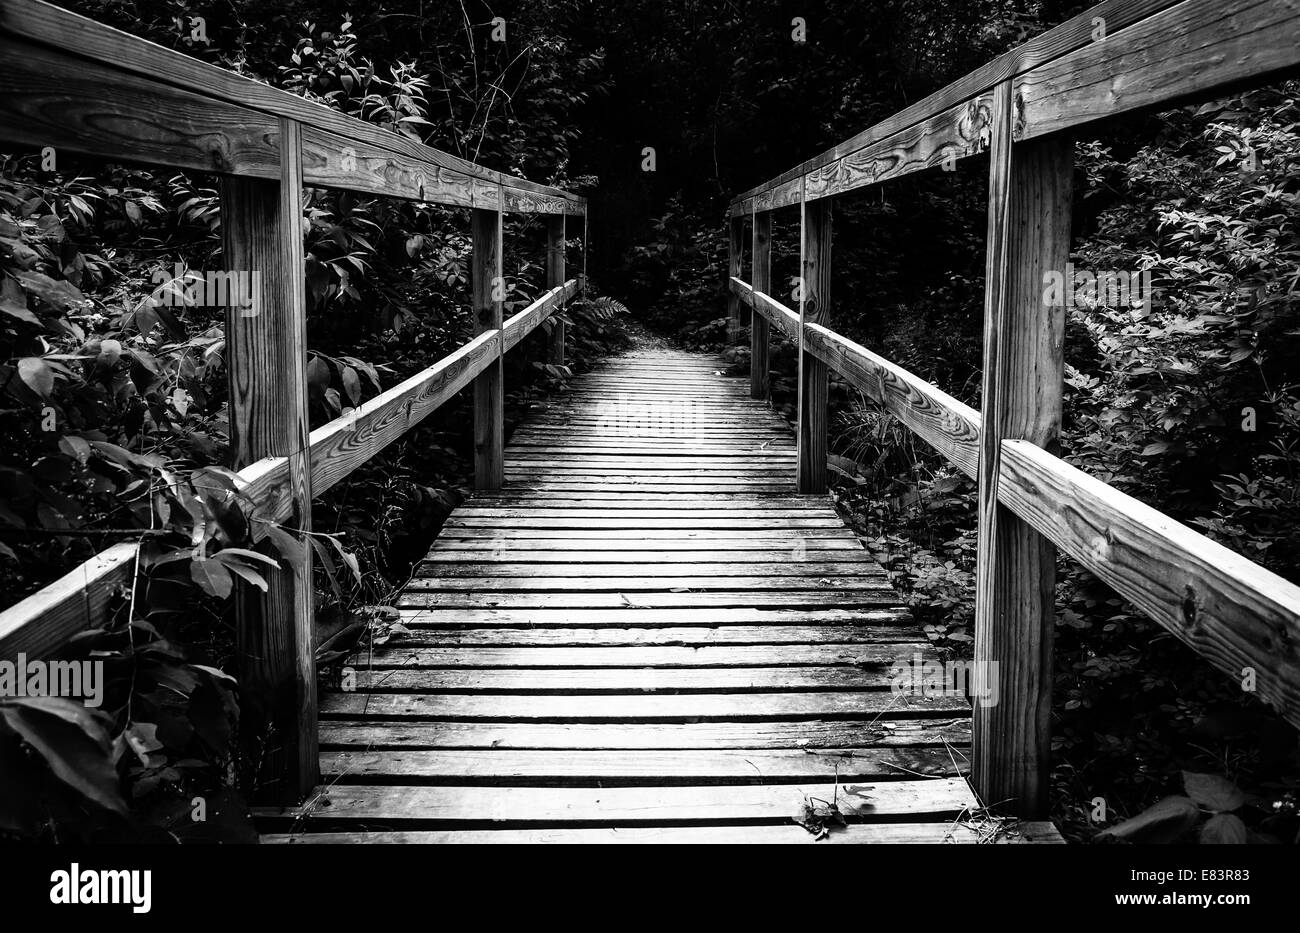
[260,348,1061,843]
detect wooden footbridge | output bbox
[1,0,1299,844]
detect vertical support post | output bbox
[581,211,589,295]
[221,117,317,803]
[727,214,745,344]
[750,209,772,399]
[546,213,566,365]
[472,186,505,491]
[973,80,1073,818]
[797,186,832,494]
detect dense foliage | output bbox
[0,0,1295,843]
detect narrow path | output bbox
[261,348,1058,842]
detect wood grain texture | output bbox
[972,117,1073,819]
[999,440,1300,730]
[258,779,979,827]
[0,543,136,660]
[300,125,495,208]
[503,281,577,355]
[730,278,799,342]
[803,93,995,202]
[309,330,500,499]
[472,198,505,491]
[546,215,567,364]
[798,194,832,493]
[0,0,585,211]
[751,211,773,399]
[0,35,280,178]
[220,119,316,803]
[728,0,1184,210]
[318,747,964,783]
[264,822,1063,844]
[1017,0,1300,141]
[268,348,991,842]
[317,718,963,749]
[802,325,980,477]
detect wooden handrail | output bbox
[729,0,1300,820]
[0,0,588,802]
[0,281,579,661]
[734,278,1300,732]
[0,0,585,213]
[729,0,1300,214]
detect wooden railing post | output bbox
[220,116,317,803]
[472,187,505,490]
[973,80,1073,818]
[797,187,832,493]
[727,215,745,344]
[750,209,772,399]
[546,214,566,365]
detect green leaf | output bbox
[190,556,234,599]
[16,270,82,309]
[1095,795,1200,843]
[329,536,363,587]
[219,559,268,592]
[342,366,361,406]
[1183,771,1247,812]
[1200,813,1248,844]
[0,697,127,815]
[17,357,54,399]
[214,547,280,569]
[264,524,306,566]
[57,435,90,464]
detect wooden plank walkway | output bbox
[260,348,1062,843]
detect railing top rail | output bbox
[0,0,586,213]
[728,0,1297,214]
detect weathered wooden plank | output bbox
[220,120,316,803]
[398,591,906,610]
[257,778,979,825]
[729,0,1183,207]
[318,717,967,749]
[999,440,1300,730]
[348,665,911,693]
[265,821,1063,844]
[1018,0,1300,141]
[0,0,585,210]
[501,280,578,353]
[320,747,964,783]
[349,644,924,668]
[307,331,498,500]
[422,550,867,564]
[395,608,911,631]
[0,543,136,660]
[403,575,894,593]
[730,278,800,341]
[472,198,505,491]
[442,517,844,529]
[320,691,967,720]
[802,325,980,477]
[798,193,832,493]
[804,92,995,201]
[972,103,1072,819]
[0,35,280,178]
[429,533,862,548]
[300,125,493,208]
[418,562,879,578]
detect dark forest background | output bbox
[1,0,1297,843]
